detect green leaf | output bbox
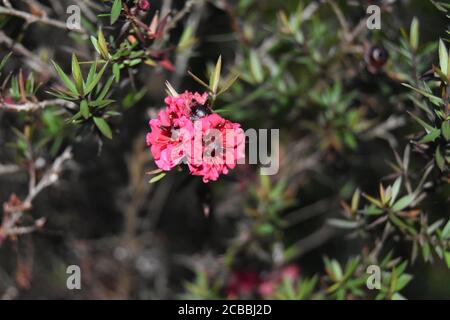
[396,274,412,291]
[149,172,166,183]
[327,219,360,229]
[71,54,84,96]
[110,0,122,25]
[402,83,444,105]
[439,39,448,77]
[351,188,360,212]
[85,61,97,90]
[392,194,415,212]
[445,251,450,269]
[218,73,240,95]
[422,242,431,261]
[112,63,120,83]
[442,121,450,141]
[442,220,450,240]
[210,55,222,94]
[0,52,12,71]
[418,128,441,144]
[52,61,78,96]
[177,25,195,51]
[249,50,264,83]
[390,177,402,206]
[331,260,343,281]
[96,76,114,101]
[90,36,101,55]
[408,111,435,133]
[362,193,383,208]
[80,99,89,119]
[436,146,445,171]
[410,17,419,50]
[359,205,384,215]
[93,117,112,139]
[90,99,115,108]
[25,73,35,95]
[97,28,109,59]
[256,223,275,235]
[85,62,109,95]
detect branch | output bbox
[25,147,73,204]
[0,99,77,112]
[0,163,19,175]
[0,5,85,34]
[0,31,54,76]
[0,147,73,243]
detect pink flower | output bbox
[258,264,300,298]
[187,114,245,183]
[138,0,150,11]
[146,108,193,171]
[146,91,245,182]
[226,271,260,299]
[164,91,209,118]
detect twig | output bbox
[0,147,72,243]
[0,99,76,112]
[0,31,54,76]
[170,0,205,87]
[165,0,199,33]
[0,5,86,34]
[0,163,19,175]
[288,226,337,260]
[328,0,350,42]
[25,147,72,204]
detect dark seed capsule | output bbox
[365,45,389,73]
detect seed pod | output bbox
[365,44,389,74]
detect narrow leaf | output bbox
[392,194,415,212]
[110,0,122,25]
[249,50,264,83]
[71,54,84,96]
[218,73,240,95]
[439,39,448,77]
[435,146,445,171]
[210,55,222,94]
[442,121,450,141]
[80,99,89,119]
[97,28,109,59]
[149,172,166,183]
[93,117,112,139]
[188,70,210,89]
[85,62,109,95]
[409,17,419,50]
[52,61,78,96]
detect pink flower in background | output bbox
[138,0,150,11]
[226,271,260,299]
[258,264,300,298]
[146,91,244,182]
[225,265,300,299]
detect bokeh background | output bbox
[0,0,449,299]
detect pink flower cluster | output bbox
[226,265,300,299]
[146,91,245,183]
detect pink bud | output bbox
[138,0,150,11]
